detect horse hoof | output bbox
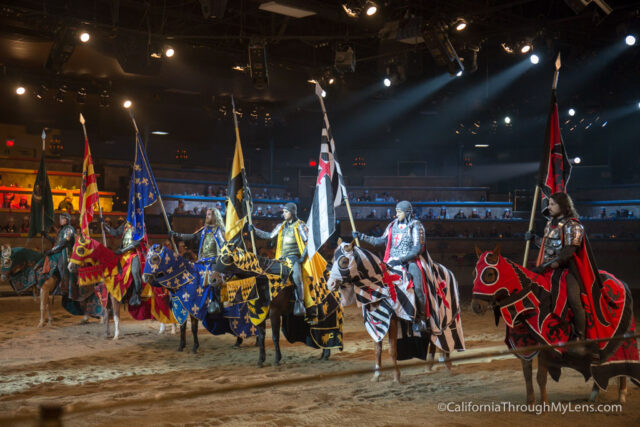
[589,390,599,402]
[371,374,381,383]
[619,394,627,405]
[112,335,120,341]
[393,377,402,384]
[258,361,264,368]
[178,347,185,352]
[274,360,281,366]
[37,321,45,328]
[191,347,199,354]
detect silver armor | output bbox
[122,226,134,249]
[542,217,584,263]
[254,220,308,260]
[361,218,425,262]
[199,226,224,259]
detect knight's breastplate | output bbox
[56,226,74,256]
[121,228,134,249]
[542,224,563,262]
[280,224,301,259]
[389,222,413,259]
[199,228,217,259]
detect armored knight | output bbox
[353,200,428,333]
[170,207,225,311]
[43,212,77,296]
[100,217,144,306]
[248,202,307,317]
[526,192,586,342]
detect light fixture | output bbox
[501,42,514,54]
[475,144,489,148]
[321,90,327,98]
[328,77,335,85]
[454,18,467,31]
[504,116,511,124]
[383,77,391,87]
[16,86,26,95]
[520,42,532,54]
[76,87,87,103]
[637,101,640,109]
[626,35,637,46]
[165,47,175,58]
[55,86,67,103]
[79,32,90,43]
[232,65,246,71]
[99,89,111,107]
[573,157,581,164]
[365,1,378,16]
[568,108,576,116]
[456,70,463,77]
[34,83,47,99]
[529,54,539,64]
[152,131,169,135]
[123,99,132,109]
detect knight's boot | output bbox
[208,286,222,314]
[129,278,142,306]
[412,292,428,333]
[293,279,306,317]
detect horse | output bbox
[1,244,99,327]
[211,241,338,367]
[327,241,465,383]
[470,245,640,404]
[142,244,245,353]
[68,237,175,340]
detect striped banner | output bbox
[79,138,100,237]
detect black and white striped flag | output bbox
[306,83,348,257]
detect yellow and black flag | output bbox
[225,108,252,243]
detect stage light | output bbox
[625,35,636,46]
[520,43,532,54]
[328,77,335,85]
[365,1,378,16]
[637,101,640,109]
[55,86,67,103]
[475,144,489,148]
[501,43,514,54]
[530,54,539,64]
[383,77,391,87]
[504,116,511,124]
[152,131,169,135]
[321,90,326,98]
[602,121,608,127]
[123,100,132,109]
[76,87,87,103]
[456,70,463,77]
[165,47,175,58]
[568,108,576,116]
[34,84,47,99]
[16,86,25,95]
[79,32,90,43]
[573,157,581,164]
[454,19,467,31]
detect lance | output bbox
[40,129,46,254]
[79,114,107,246]
[231,96,257,255]
[127,109,178,253]
[314,83,360,246]
[523,53,561,266]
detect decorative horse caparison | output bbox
[211,241,338,367]
[327,241,465,383]
[141,244,245,353]
[68,237,174,340]
[2,244,99,327]
[470,246,640,404]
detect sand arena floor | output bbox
[0,296,637,426]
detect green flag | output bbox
[28,155,54,238]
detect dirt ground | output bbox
[0,296,637,426]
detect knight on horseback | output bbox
[352,200,428,333]
[43,212,78,297]
[99,217,144,306]
[248,202,307,317]
[525,192,587,346]
[169,207,226,312]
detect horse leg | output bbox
[112,297,120,341]
[388,318,400,383]
[103,296,110,338]
[178,322,187,352]
[426,339,436,372]
[521,358,535,405]
[536,352,549,404]
[191,316,199,354]
[159,323,167,334]
[271,311,282,366]
[38,278,55,327]
[233,336,243,349]
[170,323,176,334]
[619,376,627,404]
[320,348,331,360]
[589,382,600,402]
[257,323,266,368]
[372,340,382,382]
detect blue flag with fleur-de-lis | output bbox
[126,135,158,241]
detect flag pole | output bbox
[127,110,178,253]
[523,53,561,266]
[314,84,359,246]
[40,129,46,253]
[79,114,107,246]
[231,96,257,254]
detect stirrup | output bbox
[412,319,428,333]
[129,294,141,306]
[293,300,305,317]
[208,299,221,314]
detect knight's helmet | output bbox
[283,202,298,219]
[60,212,72,224]
[395,200,413,219]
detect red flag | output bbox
[79,138,100,237]
[538,90,572,215]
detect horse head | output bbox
[327,240,360,292]
[1,244,13,281]
[142,244,195,291]
[471,245,524,316]
[68,236,116,273]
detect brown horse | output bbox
[471,246,640,404]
